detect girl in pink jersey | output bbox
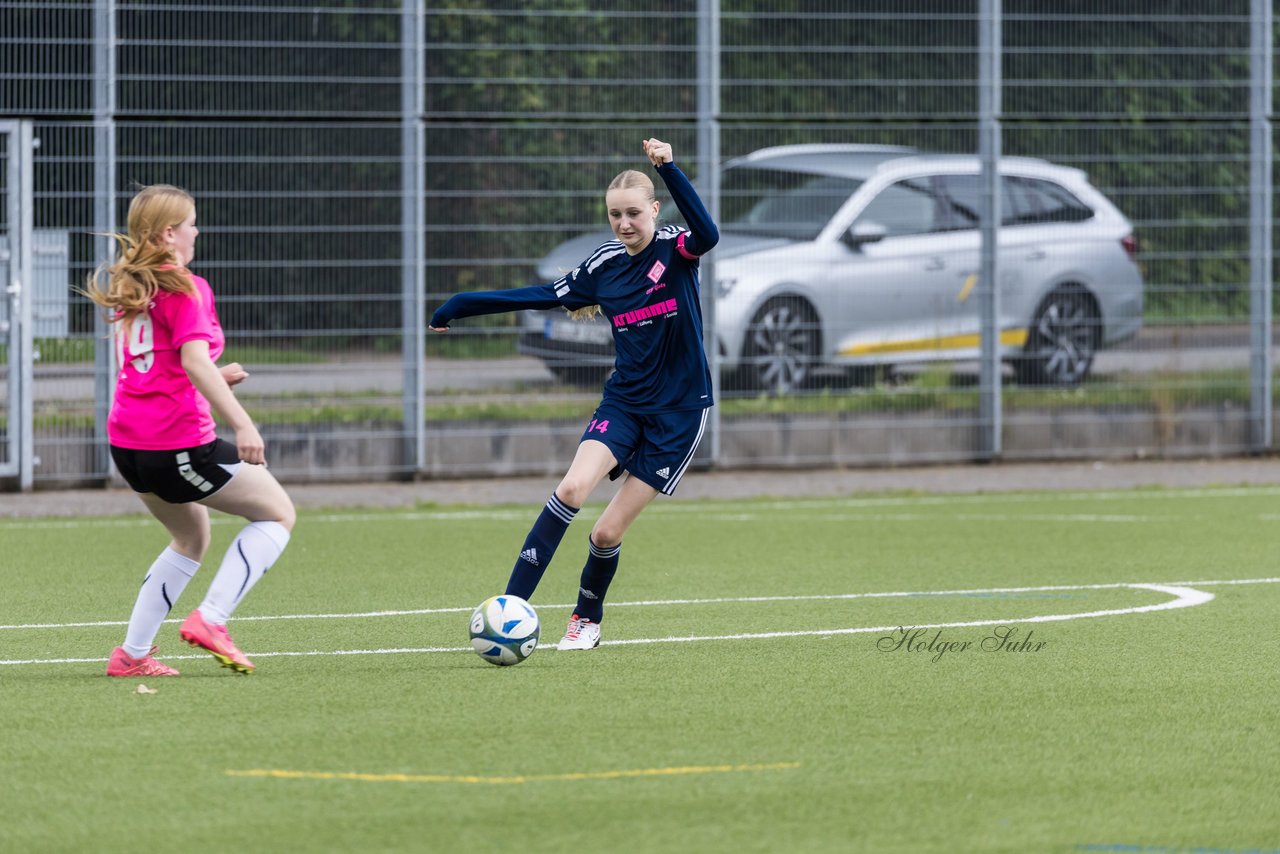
[86,184,296,677]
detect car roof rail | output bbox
[731,144,919,162]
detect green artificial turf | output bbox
[1,487,1278,853]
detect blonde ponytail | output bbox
[566,305,602,321]
[83,184,198,325]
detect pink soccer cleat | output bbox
[179,609,255,674]
[106,645,180,677]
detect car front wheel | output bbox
[1014,285,1100,386]
[738,297,820,395]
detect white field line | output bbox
[4,577,1275,633]
[2,578,1273,667]
[0,509,1188,533]
[0,510,535,531]
[4,484,1280,531]
[601,584,1214,647]
[0,511,1158,531]
[687,512,1158,523]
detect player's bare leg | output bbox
[559,474,659,650]
[507,440,617,600]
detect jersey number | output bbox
[117,314,155,374]
[587,419,609,434]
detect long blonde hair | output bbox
[565,170,659,322]
[84,184,198,325]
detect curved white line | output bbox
[4,578,1254,632]
[0,583,1216,666]
[599,584,1215,647]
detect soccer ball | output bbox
[469,594,540,666]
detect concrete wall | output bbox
[13,403,1261,490]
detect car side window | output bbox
[1004,176,1094,225]
[1003,177,1038,225]
[939,174,1096,229]
[937,174,983,230]
[853,179,944,237]
[1022,178,1094,223]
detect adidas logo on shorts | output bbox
[656,467,671,479]
[520,548,539,566]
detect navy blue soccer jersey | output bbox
[431,162,719,413]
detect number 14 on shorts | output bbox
[587,419,609,434]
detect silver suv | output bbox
[518,144,1143,393]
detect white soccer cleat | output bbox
[557,614,601,650]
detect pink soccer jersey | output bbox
[108,273,225,450]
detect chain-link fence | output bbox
[0,1,1275,487]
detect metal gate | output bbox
[0,120,35,489]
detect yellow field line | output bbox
[226,762,801,786]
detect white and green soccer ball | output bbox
[469,595,540,666]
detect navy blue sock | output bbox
[575,537,621,623]
[505,494,578,600]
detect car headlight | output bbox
[716,276,738,297]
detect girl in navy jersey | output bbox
[430,138,718,650]
[86,184,296,676]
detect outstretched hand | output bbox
[643,138,673,167]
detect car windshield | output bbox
[721,166,861,240]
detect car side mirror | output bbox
[843,221,887,250]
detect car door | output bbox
[825,176,979,363]
[932,172,1041,351]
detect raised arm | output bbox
[644,138,719,257]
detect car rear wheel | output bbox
[739,297,821,395]
[1013,285,1100,386]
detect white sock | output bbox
[198,521,291,624]
[122,547,200,659]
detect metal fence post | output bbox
[402,0,426,474]
[978,0,1002,459]
[93,0,117,481]
[1250,0,1273,452]
[698,0,721,464]
[13,121,36,490]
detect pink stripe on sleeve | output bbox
[676,231,699,260]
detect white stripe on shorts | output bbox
[662,408,708,496]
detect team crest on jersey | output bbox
[646,260,666,283]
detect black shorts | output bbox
[111,439,242,504]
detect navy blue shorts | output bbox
[111,438,242,504]
[579,402,709,495]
